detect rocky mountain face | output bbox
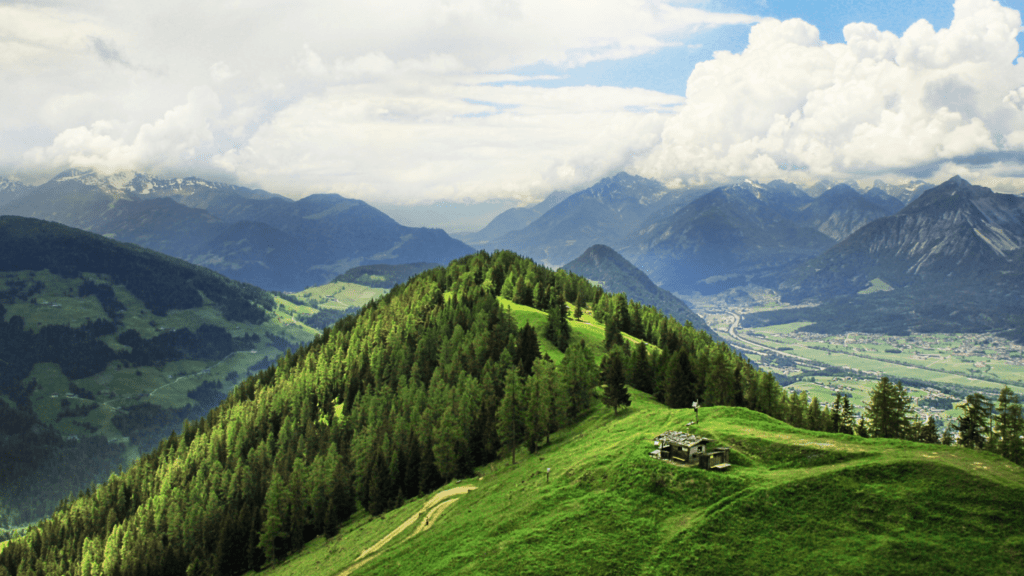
[795,183,904,241]
[766,176,1024,337]
[0,177,30,206]
[620,182,836,294]
[487,172,707,266]
[1,170,474,291]
[788,176,1024,297]
[562,244,715,336]
[868,178,934,205]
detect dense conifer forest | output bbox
[1,250,1018,575]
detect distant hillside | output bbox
[333,262,440,288]
[562,244,715,336]
[1,169,474,291]
[0,216,379,525]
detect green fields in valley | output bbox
[694,296,1024,428]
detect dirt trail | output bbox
[337,485,476,576]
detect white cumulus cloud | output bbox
[635,0,1024,189]
[26,87,222,174]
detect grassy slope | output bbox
[498,296,651,364]
[256,398,1024,576]
[293,282,386,311]
[253,303,1024,576]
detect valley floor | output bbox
[688,292,1024,428]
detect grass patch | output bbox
[294,282,386,310]
[858,277,895,295]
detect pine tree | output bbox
[956,393,993,449]
[496,370,525,464]
[662,350,694,409]
[787,390,806,428]
[433,406,467,480]
[573,293,584,320]
[855,418,869,438]
[840,396,855,435]
[611,294,631,337]
[604,314,623,350]
[515,323,541,376]
[523,368,553,452]
[864,377,913,439]
[544,301,571,352]
[561,340,597,419]
[917,416,940,444]
[628,343,655,394]
[600,348,631,416]
[993,386,1024,464]
[808,396,823,431]
[259,469,291,563]
[758,372,781,418]
[940,424,954,445]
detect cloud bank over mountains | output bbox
[4,0,1024,202]
[638,0,1024,191]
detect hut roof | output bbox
[655,431,709,448]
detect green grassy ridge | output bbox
[257,395,1024,576]
[498,296,652,364]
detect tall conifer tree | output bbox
[601,348,631,416]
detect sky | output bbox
[4,0,1024,226]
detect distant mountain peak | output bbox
[564,244,715,336]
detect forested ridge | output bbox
[0,216,272,321]
[9,248,992,575]
[0,217,309,526]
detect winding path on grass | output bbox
[337,485,476,576]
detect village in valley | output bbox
[687,293,1024,431]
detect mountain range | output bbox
[0,170,474,292]
[486,172,709,267]
[759,176,1024,337]
[472,173,926,295]
[621,181,839,293]
[459,172,1024,338]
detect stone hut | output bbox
[651,431,710,464]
